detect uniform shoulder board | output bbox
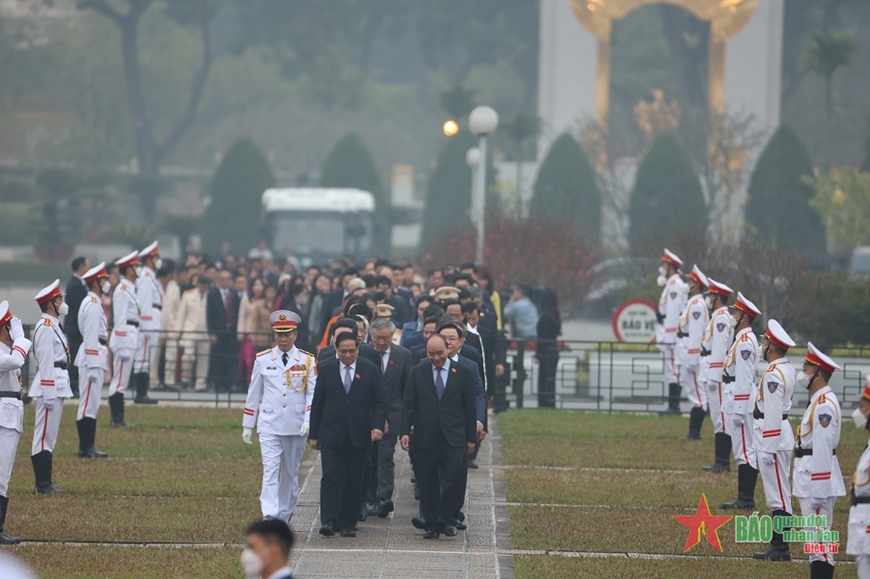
[257,349,272,357]
[91,296,98,303]
[44,318,51,326]
[299,349,314,358]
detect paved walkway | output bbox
[287,415,513,579]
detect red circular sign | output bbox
[612,298,657,343]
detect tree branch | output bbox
[153,9,213,168]
[76,0,123,24]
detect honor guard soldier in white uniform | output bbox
[701,279,734,473]
[108,251,140,428]
[656,249,687,415]
[677,265,709,439]
[721,292,760,509]
[243,311,316,523]
[74,263,110,459]
[794,343,844,579]
[0,301,31,543]
[30,280,73,494]
[847,377,870,579]
[752,320,796,561]
[133,241,161,405]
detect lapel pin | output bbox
[355,373,361,379]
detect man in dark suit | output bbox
[308,333,387,537]
[367,318,412,517]
[402,301,441,353]
[206,269,240,392]
[318,318,380,367]
[324,268,359,319]
[400,335,477,539]
[64,256,90,398]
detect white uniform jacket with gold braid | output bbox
[0,336,31,433]
[243,345,317,436]
[74,291,108,371]
[676,293,708,368]
[656,275,686,347]
[700,306,732,385]
[723,327,757,416]
[847,443,870,556]
[109,278,139,351]
[793,385,845,499]
[753,357,795,453]
[29,314,72,400]
[136,266,163,332]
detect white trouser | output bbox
[180,339,210,390]
[109,349,134,395]
[798,496,837,566]
[134,329,159,375]
[153,334,176,386]
[758,449,792,512]
[727,411,756,468]
[858,555,870,579]
[259,433,306,522]
[76,366,103,420]
[31,397,64,455]
[681,366,706,410]
[0,427,20,496]
[707,382,728,434]
[662,346,678,384]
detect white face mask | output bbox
[656,275,667,287]
[240,548,264,578]
[679,283,690,295]
[795,371,812,390]
[705,296,714,310]
[852,407,869,430]
[155,258,163,270]
[57,302,69,317]
[101,280,112,295]
[658,265,667,277]
[727,314,738,328]
[135,266,143,278]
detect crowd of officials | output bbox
[0,240,565,549]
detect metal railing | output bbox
[490,339,870,415]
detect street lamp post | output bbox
[469,106,498,265]
[465,146,480,216]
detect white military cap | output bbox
[269,310,301,333]
[764,319,795,351]
[139,240,159,258]
[83,262,107,284]
[706,278,733,299]
[732,291,761,320]
[662,248,683,270]
[805,342,841,375]
[688,265,708,288]
[115,251,139,269]
[33,279,62,305]
[0,300,11,326]
[434,286,460,302]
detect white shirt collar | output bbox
[265,566,294,579]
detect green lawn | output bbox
[499,409,861,579]
[7,406,257,578]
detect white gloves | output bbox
[242,427,253,445]
[760,452,776,466]
[9,317,24,342]
[811,496,827,510]
[118,349,133,361]
[299,421,310,438]
[42,396,57,409]
[685,363,697,374]
[733,414,744,426]
[88,368,104,387]
[706,380,718,392]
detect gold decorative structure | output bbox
[568,0,759,126]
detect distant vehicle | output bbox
[582,257,656,318]
[849,246,870,279]
[261,188,375,264]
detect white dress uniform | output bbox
[75,283,108,421]
[793,343,845,574]
[108,267,140,396]
[0,301,30,544]
[723,293,760,469]
[243,311,315,523]
[847,383,870,579]
[30,280,73,494]
[158,278,181,387]
[677,266,709,411]
[701,280,734,435]
[657,273,687,384]
[134,242,163,377]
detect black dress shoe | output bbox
[467,459,479,469]
[411,517,426,530]
[340,528,357,537]
[78,447,108,459]
[377,500,394,518]
[319,523,336,536]
[721,499,755,510]
[444,525,458,537]
[358,504,368,521]
[410,476,416,484]
[0,531,20,545]
[701,463,730,473]
[454,522,467,531]
[753,547,791,561]
[414,485,420,501]
[33,485,64,495]
[134,397,158,405]
[423,529,440,539]
[366,502,379,515]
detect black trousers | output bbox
[363,440,379,505]
[320,443,369,529]
[415,441,466,531]
[537,353,559,408]
[209,334,237,392]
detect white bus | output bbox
[261,188,375,263]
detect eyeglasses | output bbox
[337,348,358,355]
